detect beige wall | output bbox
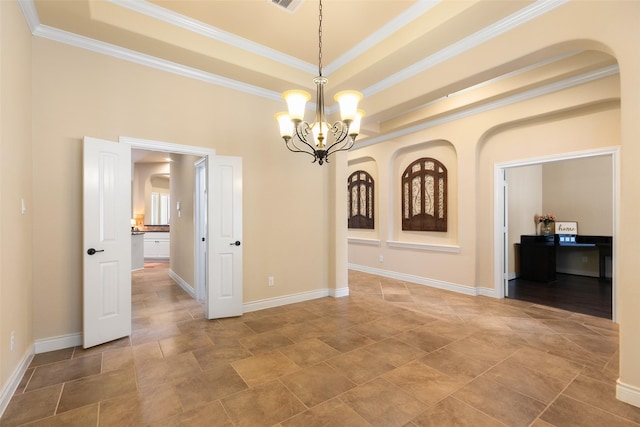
[543,156,613,236]
[30,36,329,341]
[169,154,201,288]
[351,0,640,403]
[0,1,34,388]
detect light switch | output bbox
[21,198,26,215]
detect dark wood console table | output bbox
[519,234,612,282]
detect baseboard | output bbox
[617,379,640,408]
[0,345,34,417]
[169,269,196,299]
[34,333,82,354]
[348,263,480,296]
[331,286,350,298]
[243,289,331,313]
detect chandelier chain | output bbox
[318,0,323,76]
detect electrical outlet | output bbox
[379,255,384,263]
[268,276,275,287]
[10,331,15,351]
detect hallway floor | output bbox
[1,264,638,426]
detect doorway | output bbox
[121,136,244,320]
[493,147,619,321]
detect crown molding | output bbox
[17,0,39,32]
[356,64,620,149]
[31,24,281,101]
[108,0,317,75]
[363,0,570,97]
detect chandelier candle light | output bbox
[275,0,365,165]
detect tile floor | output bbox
[2,264,639,426]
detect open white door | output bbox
[207,156,243,319]
[83,137,132,348]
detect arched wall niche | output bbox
[347,156,379,238]
[390,139,458,245]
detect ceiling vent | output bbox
[270,0,303,13]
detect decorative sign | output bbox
[555,221,578,234]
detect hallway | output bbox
[1,265,637,426]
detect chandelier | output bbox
[275,0,365,165]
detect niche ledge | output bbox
[387,240,460,253]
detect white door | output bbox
[207,156,243,319]
[83,137,132,348]
[194,159,207,301]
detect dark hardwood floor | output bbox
[507,273,612,319]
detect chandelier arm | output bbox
[292,122,320,154]
[284,140,318,160]
[323,121,350,154]
[326,137,355,158]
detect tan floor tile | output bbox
[445,334,520,364]
[158,331,213,357]
[25,354,102,392]
[508,347,583,382]
[541,395,637,427]
[132,341,164,364]
[318,329,375,353]
[0,384,62,427]
[131,324,182,346]
[102,347,134,373]
[98,393,146,426]
[28,348,74,368]
[148,309,194,326]
[136,351,202,388]
[326,348,396,384]
[192,339,253,369]
[563,374,640,423]
[348,318,403,341]
[239,330,294,354]
[339,377,427,427]
[453,376,546,426]
[280,362,356,407]
[411,396,505,426]
[417,319,479,341]
[419,348,494,382]
[282,398,370,427]
[243,316,290,334]
[23,403,99,427]
[221,381,307,427]
[563,332,619,358]
[231,351,299,387]
[72,336,131,358]
[396,327,454,353]
[154,400,234,426]
[173,363,248,410]
[483,358,571,404]
[363,337,426,367]
[13,368,34,395]
[383,360,466,406]
[540,319,599,335]
[279,338,341,367]
[2,267,629,427]
[57,368,137,413]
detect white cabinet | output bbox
[132,233,145,270]
[144,232,170,260]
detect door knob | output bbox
[229,241,241,246]
[87,248,105,255]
